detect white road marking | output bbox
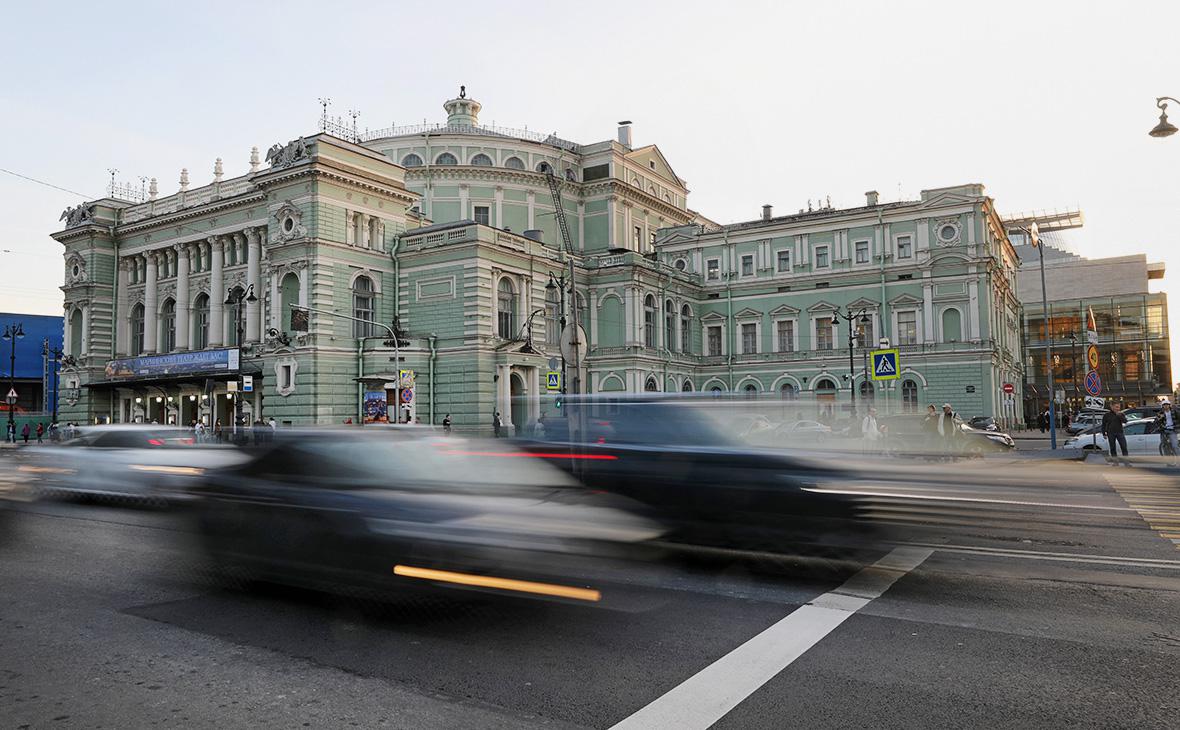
[610,547,932,730]
[900,541,1180,569]
[804,486,1138,512]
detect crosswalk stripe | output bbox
[1104,474,1180,551]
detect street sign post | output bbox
[1086,345,1100,371]
[870,348,900,381]
[242,375,253,393]
[546,371,561,391]
[1084,370,1102,397]
[5,388,16,405]
[1002,382,1015,395]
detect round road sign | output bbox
[1002,382,1015,394]
[1086,344,1100,371]
[1084,370,1102,397]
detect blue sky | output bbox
[2,0,1178,378]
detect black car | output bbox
[190,430,662,603]
[515,396,871,549]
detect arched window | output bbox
[470,153,493,166]
[225,286,243,346]
[814,378,838,394]
[680,305,692,353]
[665,300,676,352]
[645,377,659,392]
[536,161,553,174]
[902,379,919,412]
[743,383,759,399]
[942,308,962,342]
[68,309,82,356]
[780,383,798,400]
[161,299,176,352]
[682,379,693,392]
[279,274,299,334]
[352,276,375,338]
[504,156,525,170]
[130,303,145,356]
[497,278,516,339]
[193,293,210,349]
[564,168,577,181]
[643,294,655,347]
[859,380,875,402]
[401,153,423,168]
[545,285,561,346]
[435,152,458,166]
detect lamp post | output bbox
[42,339,63,425]
[545,273,568,399]
[1068,332,1081,414]
[4,323,25,439]
[837,307,870,412]
[1027,223,1057,449]
[1149,97,1180,138]
[224,285,257,438]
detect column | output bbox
[116,258,130,355]
[589,291,599,348]
[143,252,159,353]
[497,364,511,432]
[245,229,261,342]
[459,185,469,222]
[297,264,309,306]
[968,281,981,339]
[494,187,504,228]
[269,270,280,330]
[577,202,585,251]
[80,303,90,356]
[208,237,225,347]
[358,213,369,249]
[175,244,190,350]
[526,191,536,229]
[922,282,934,342]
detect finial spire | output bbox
[148,177,158,201]
[213,158,224,182]
[249,146,260,172]
[179,168,189,191]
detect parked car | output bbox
[1062,417,1161,454]
[1123,405,1163,422]
[191,430,661,601]
[747,419,832,448]
[1067,411,1106,435]
[22,425,249,504]
[968,416,998,431]
[878,414,1015,455]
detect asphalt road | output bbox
[2,458,1179,729]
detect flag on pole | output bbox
[1086,306,1098,345]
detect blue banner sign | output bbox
[104,348,240,380]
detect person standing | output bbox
[442,413,452,434]
[493,411,503,438]
[6,421,15,443]
[20,422,30,444]
[268,417,277,431]
[1102,402,1129,466]
[861,407,881,455]
[1155,401,1178,466]
[937,403,958,457]
[35,422,44,444]
[213,419,223,443]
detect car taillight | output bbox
[147,438,165,446]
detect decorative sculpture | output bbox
[59,204,95,228]
[265,137,310,169]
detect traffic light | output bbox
[554,396,563,409]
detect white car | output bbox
[22,425,249,504]
[1061,418,1162,455]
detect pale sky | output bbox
[2,0,1178,381]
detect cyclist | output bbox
[1155,401,1178,466]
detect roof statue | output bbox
[459,85,466,99]
[59,203,94,228]
[266,137,309,169]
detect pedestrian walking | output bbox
[20,422,30,444]
[35,422,44,443]
[937,403,958,458]
[48,422,59,442]
[1155,401,1178,466]
[442,413,452,434]
[1038,409,1047,433]
[1102,402,1130,467]
[6,421,15,443]
[268,417,277,431]
[213,419,223,443]
[493,411,503,438]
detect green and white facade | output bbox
[52,91,1024,433]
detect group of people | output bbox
[5,420,80,445]
[191,417,277,446]
[1100,400,1178,466]
[860,402,961,456]
[1037,408,1071,432]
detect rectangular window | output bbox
[633,226,642,249]
[816,317,834,350]
[898,311,918,345]
[582,164,609,182]
[707,325,722,356]
[281,365,293,389]
[857,319,874,349]
[706,259,720,281]
[650,232,657,247]
[855,241,869,264]
[815,246,830,268]
[896,235,913,259]
[741,254,754,277]
[776,320,795,352]
[776,249,791,272]
[741,323,757,354]
[473,205,490,226]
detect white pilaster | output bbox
[494,187,504,228]
[527,191,536,230]
[175,244,190,350]
[922,282,934,342]
[968,281,980,339]
[208,237,225,347]
[143,253,159,353]
[246,229,261,342]
[116,259,130,355]
[80,303,90,356]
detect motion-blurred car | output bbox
[22,425,248,504]
[968,416,998,431]
[191,430,662,602]
[515,396,868,549]
[878,415,1014,455]
[747,419,832,448]
[1062,417,1160,454]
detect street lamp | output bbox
[1026,223,1058,449]
[1067,332,1081,413]
[836,307,870,412]
[224,285,257,437]
[545,273,568,399]
[42,339,63,425]
[1149,97,1180,138]
[4,323,25,439]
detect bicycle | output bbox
[1159,427,1177,459]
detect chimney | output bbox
[523,229,543,243]
[617,120,632,148]
[865,190,879,206]
[761,204,773,221]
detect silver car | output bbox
[22,425,249,504]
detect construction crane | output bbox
[544,170,582,399]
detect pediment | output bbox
[889,293,922,306]
[770,303,800,316]
[806,300,838,313]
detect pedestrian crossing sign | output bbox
[870,348,900,381]
[546,371,561,391]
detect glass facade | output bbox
[1023,292,1171,411]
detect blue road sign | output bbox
[1084,370,1102,396]
[870,348,900,381]
[546,371,561,391]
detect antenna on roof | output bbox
[318,97,331,129]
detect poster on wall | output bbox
[363,391,388,424]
